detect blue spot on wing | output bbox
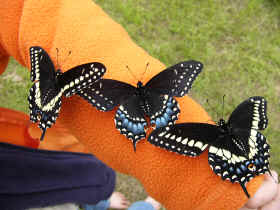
[236,168,242,175]
[240,164,247,172]
[150,96,180,129]
[115,107,147,151]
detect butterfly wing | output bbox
[208,128,270,198]
[146,92,180,129]
[228,96,268,130]
[115,95,147,151]
[29,46,56,82]
[148,123,219,156]
[28,82,62,140]
[59,62,106,97]
[29,46,63,140]
[145,60,203,97]
[78,79,147,150]
[78,79,136,111]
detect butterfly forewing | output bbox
[60,62,106,97]
[228,96,268,131]
[30,46,56,82]
[145,60,203,97]
[29,84,40,123]
[148,123,219,156]
[78,79,137,111]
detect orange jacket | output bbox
[0,0,263,209]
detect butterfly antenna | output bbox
[206,99,218,123]
[222,94,226,120]
[56,48,72,70]
[139,62,149,82]
[56,48,60,69]
[126,65,139,82]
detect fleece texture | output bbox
[0,0,264,209]
[0,107,87,152]
[0,107,39,148]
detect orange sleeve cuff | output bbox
[0,0,264,209]
[0,107,39,148]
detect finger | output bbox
[119,199,130,208]
[245,171,278,209]
[122,201,131,206]
[261,185,280,210]
[121,198,130,204]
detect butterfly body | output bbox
[148,96,270,197]
[114,81,180,150]
[79,60,203,151]
[213,119,250,157]
[28,46,106,140]
[135,81,153,116]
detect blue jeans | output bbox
[82,200,154,210]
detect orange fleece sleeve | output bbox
[0,107,39,148]
[0,107,88,152]
[0,0,264,209]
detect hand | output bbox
[240,171,280,210]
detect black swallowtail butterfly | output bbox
[78,60,203,151]
[28,46,106,140]
[148,96,270,197]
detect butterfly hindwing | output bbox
[208,129,270,198]
[228,96,268,130]
[28,82,62,140]
[148,123,219,156]
[60,62,106,97]
[147,94,180,128]
[115,95,147,151]
[146,60,203,97]
[30,46,56,82]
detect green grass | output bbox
[0,59,31,112]
[1,0,280,208]
[94,0,280,168]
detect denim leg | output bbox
[128,201,155,210]
[81,200,110,210]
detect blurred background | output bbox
[0,0,279,209]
